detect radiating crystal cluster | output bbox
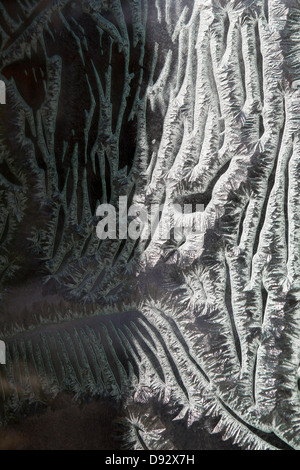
[0,0,300,450]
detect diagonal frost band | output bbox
[0,0,300,450]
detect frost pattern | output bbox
[0,0,300,450]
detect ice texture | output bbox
[0,0,300,450]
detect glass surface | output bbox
[0,0,299,450]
